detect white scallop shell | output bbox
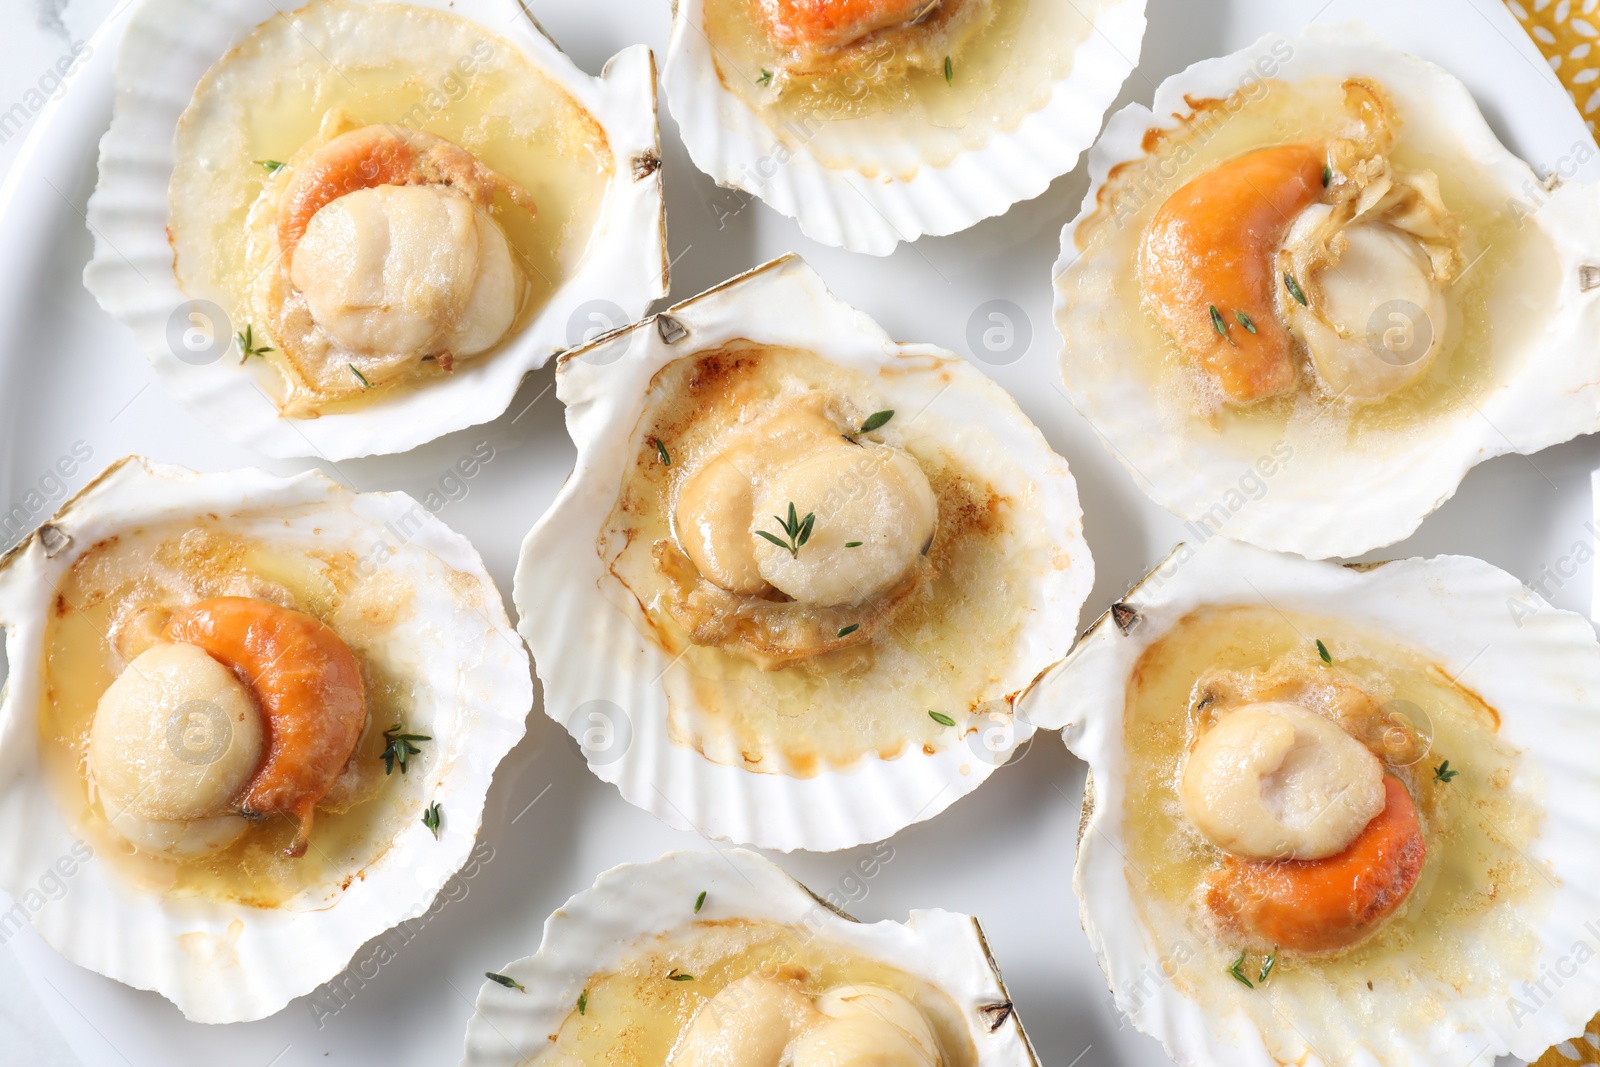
[664,0,1147,255]
[459,848,1036,1066]
[83,0,666,461]
[1052,22,1600,559]
[513,254,1093,851]
[0,458,533,1022]
[1018,536,1600,1066]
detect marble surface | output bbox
[0,0,115,177]
[0,5,105,1062]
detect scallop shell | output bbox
[0,458,533,1022]
[513,254,1093,851]
[83,0,666,461]
[1052,22,1600,559]
[1019,536,1600,1066]
[664,0,1147,255]
[459,848,1036,1066]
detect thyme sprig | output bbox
[381,723,432,775]
[235,324,274,363]
[757,502,814,558]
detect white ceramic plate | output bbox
[0,0,1595,1064]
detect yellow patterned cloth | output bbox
[1540,1031,1600,1065]
[1507,11,1600,1058]
[1506,0,1600,133]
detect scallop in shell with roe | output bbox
[0,458,531,1022]
[84,0,666,460]
[1019,537,1600,1066]
[665,0,1147,254]
[1053,23,1600,558]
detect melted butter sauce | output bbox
[600,344,1028,777]
[168,0,613,413]
[1118,605,1544,1060]
[1073,75,1556,456]
[39,520,423,908]
[537,920,977,1067]
[700,0,1115,174]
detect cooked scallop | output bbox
[1020,537,1600,1066]
[666,0,1147,252]
[84,0,665,459]
[0,458,531,1021]
[460,850,1034,1067]
[1054,24,1600,558]
[515,255,1093,850]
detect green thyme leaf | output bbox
[1208,304,1236,346]
[929,710,956,727]
[1234,310,1257,334]
[668,970,694,981]
[1316,639,1332,664]
[694,890,707,913]
[235,324,274,363]
[256,159,286,175]
[486,972,525,992]
[761,503,815,558]
[1283,271,1308,307]
[1434,760,1460,783]
[757,69,773,86]
[654,438,671,466]
[837,623,860,638]
[860,409,894,433]
[1228,952,1254,989]
[577,990,588,1014]
[381,723,432,775]
[1322,164,1332,187]
[422,801,442,838]
[944,55,953,84]
[1259,948,1278,984]
[845,541,863,548]
[350,364,372,388]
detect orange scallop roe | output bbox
[163,597,366,858]
[1204,774,1425,953]
[275,124,536,267]
[1138,143,1326,403]
[755,0,934,54]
